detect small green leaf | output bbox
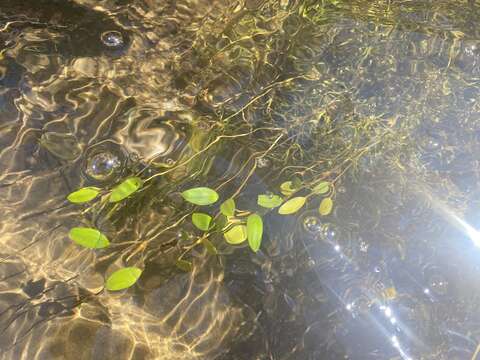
[105,267,142,291]
[280,181,296,196]
[312,181,330,194]
[69,227,110,249]
[257,194,283,208]
[202,238,218,255]
[181,187,219,206]
[278,196,306,215]
[224,225,247,244]
[220,198,236,217]
[319,197,333,216]
[176,259,193,272]
[67,187,101,204]
[247,214,263,252]
[109,177,143,203]
[192,213,212,231]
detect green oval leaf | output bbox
[278,196,306,215]
[202,238,218,255]
[105,267,142,291]
[109,177,143,203]
[67,187,100,204]
[176,259,193,272]
[181,187,219,206]
[220,198,236,217]
[192,213,212,231]
[257,194,283,208]
[312,181,330,195]
[69,227,110,249]
[247,214,263,252]
[319,197,333,216]
[224,225,247,244]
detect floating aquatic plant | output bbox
[69,227,110,249]
[105,267,143,291]
[67,187,101,203]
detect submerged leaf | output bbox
[278,196,306,215]
[312,181,330,195]
[182,187,219,206]
[216,214,229,230]
[192,213,212,231]
[292,177,303,189]
[224,225,247,244]
[67,187,101,204]
[105,267,142,291]
[319,197,333,216]
[247,214,263,252]
[176,259,193,272]
[220,198,236,217]
[257,194,283,208]
[202,238,218,255]
[109,177,143,202]
[69,227,109,249]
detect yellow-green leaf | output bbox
[202,238,218,255]
[280,181,296,196]
[278,196,306,215]
[176,259,193,272]
[181,187,219,206]
[220,198,236,217]
[257,194,283,208]
[67,187,100,203]
[192,213,212,231]
[105,267,142,291]
[109,177,143,202]
[69,227,110,249]
[312,181,330,195]
[224,225,247,244]
[247,214,263,252]
[319,197,333,216]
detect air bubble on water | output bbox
[419,134,441,152]
[265,192,275,199]
[428,274,448,295]
[344,294,369,318]
[303,216,322,234]
[359,239,369,252]
[101,31,124,49]
[85,152,121,181]
[321,223,337,242]
[257,157,271,168]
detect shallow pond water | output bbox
[1,0,480,359]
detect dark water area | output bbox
[1,0,480,359]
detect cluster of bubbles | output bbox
[100,31,125,49]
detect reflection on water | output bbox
[1,0,480,359]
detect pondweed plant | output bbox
[66,175,335,291]
[56,0,453,297]
[61,0,399,293]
